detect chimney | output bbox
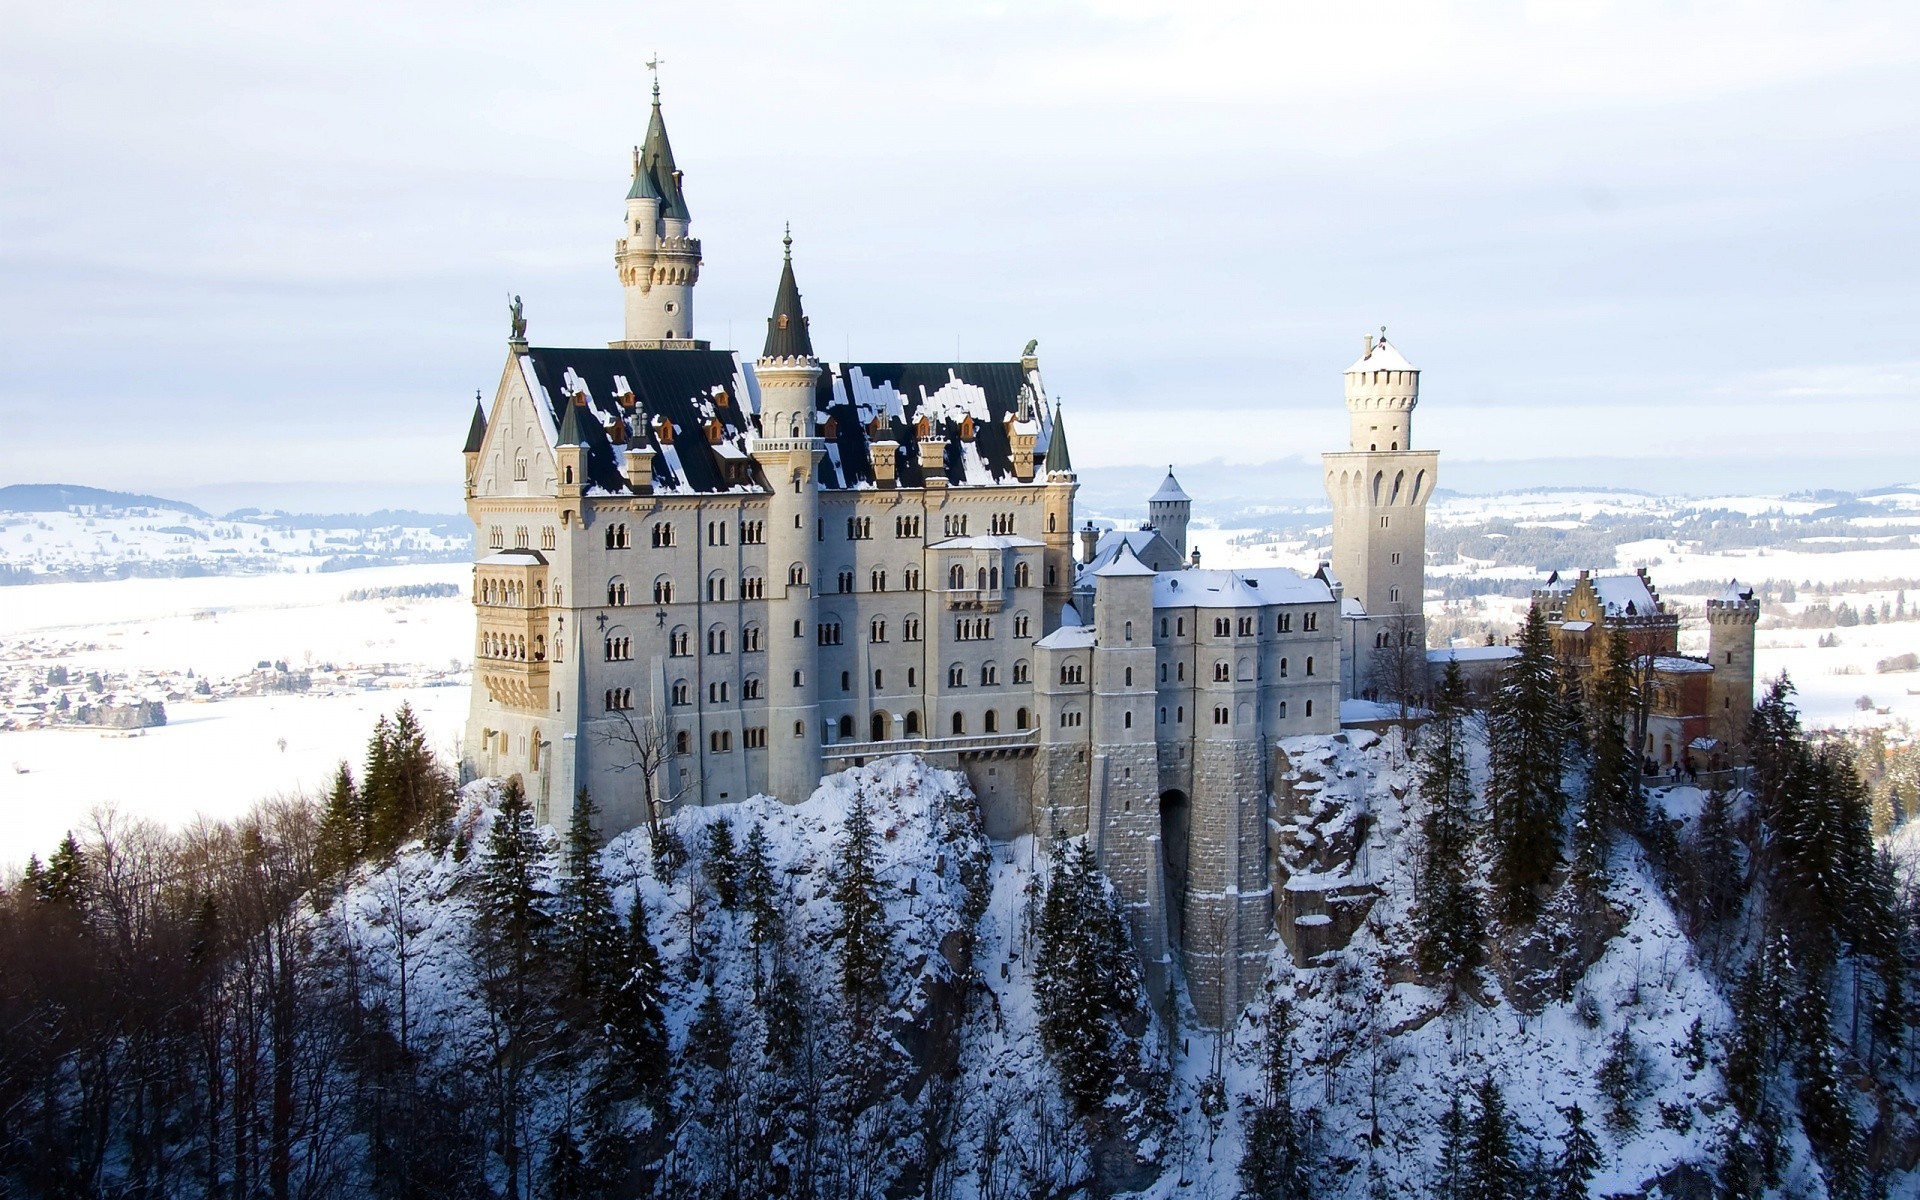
[624,445,655,494]
[919,437,948,486]
[871,439,899,488]
[1190,547,1202,569]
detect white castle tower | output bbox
[1147,468,1192,562]
[612,80,705,349]
[756,230,826,801]
[1323,332,1437,696]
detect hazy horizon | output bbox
[4,1,1917,508]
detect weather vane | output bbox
[646,53,664,97]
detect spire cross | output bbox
[645,54,664,99]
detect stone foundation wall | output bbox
[1182,736,1273,1024]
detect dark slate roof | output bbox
[519,348,755,494]
[762,245,813,359]
[1044,402,1072,473]
[640,94,689,221]
[625,146,662,202]
[463,397,487,453]
[813,361,1037,489]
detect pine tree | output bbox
[1796,986,1861,1193]
[1035,836,1142,1116]
[557,789,621,1004]
[1463,1074,1524,1200]
[545,1123,587,1200]
[1689,787,1744,926]
[705,818,740,910]
[1434,1093,1469,1200]
[1552,1103,1600,1200]
[35,832,89,911]
[316,761,361,880]
[1239,999,1311,1200]
[1488,603,1567,920]
[1413,660,1484,989]
[1597,1028,1643,1132]
[601,894,668,1101]
[831,785,891,1025]
[1578,626,1639,878]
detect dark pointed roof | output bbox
[639,87,689,221]
[761,232,814,359]
[463,394,487,453]
[1044,402,1072,474]
[555,395,587,447]
[625,145,661,202]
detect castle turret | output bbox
[462,392,487,498]
[1323,332,1438,699]
[1041,402,1076,629]
[612,80,705,349]
[1706,580,1760,759]
[754,231,825,801]
[1148,467,1192,562]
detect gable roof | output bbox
[813,360,1047,489]
[1093,541,1156,578]
[1081,528,1181,576]
[518,347,757,495]
[1153,567,1333,609]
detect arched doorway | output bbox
[871,711,890,742]
[837,714,855,741]
[1160,789,1191,948]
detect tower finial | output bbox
[646,54,664,101]
[783,222,792,261]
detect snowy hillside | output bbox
[0,486,468,582]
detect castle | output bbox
[459,86,1509,1024]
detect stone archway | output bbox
[871,711,890,742]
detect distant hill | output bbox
[0,484,207,517]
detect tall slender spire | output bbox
[762,228,813,359]
[463,391,488,453]
[640,83,689,221]
[1044,401,1072,473]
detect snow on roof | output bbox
[927,535,1044,551]
[1341,597,1368,618]
[1344,335,1417,374]
[1718,579,1756,604]
[1035,624,1095,650]
[1059,601,1083,626]
[1150,470,1190,503]
[1153,567,1332,609]
[1649,656,1714,674]
[1427,646,1521,663]
[1092,543,1156,578]
[1592,573,1658,616]
[478,549,549,566]
[1560,619,1594,632]
[1689,737,1722,751]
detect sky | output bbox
[2,0,1917,513]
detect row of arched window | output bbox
[482,631,544,662]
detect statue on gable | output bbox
[509,294,527,343]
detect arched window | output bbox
[707,626,729,655]
[1016,707,1030,730]
[707,572,729,602]
[1305,699,1314,717]
[977,566,988,590]
[653,576,674,605]
[1305,656,1315,677]
[1124,666,1133,686]
[788,563,807,587]
[607,576,629,606]
[669,627,690,656]
[871,711,890,741]
[1013,659,1030,684]
[984,710,999,733]
[1015,561,1030,588]
[838,714,855,740]
[949,563,965,590]
[905,710,922,736]
[952,711,966,735]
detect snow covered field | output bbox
[1,563,473,867]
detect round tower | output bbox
[1344,332,1420,451]
[1706,581,1760,760]
[1148,466,1192,563]
[1323,331,1438,700]
[612,80,704,349]
[754,231,825,801]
